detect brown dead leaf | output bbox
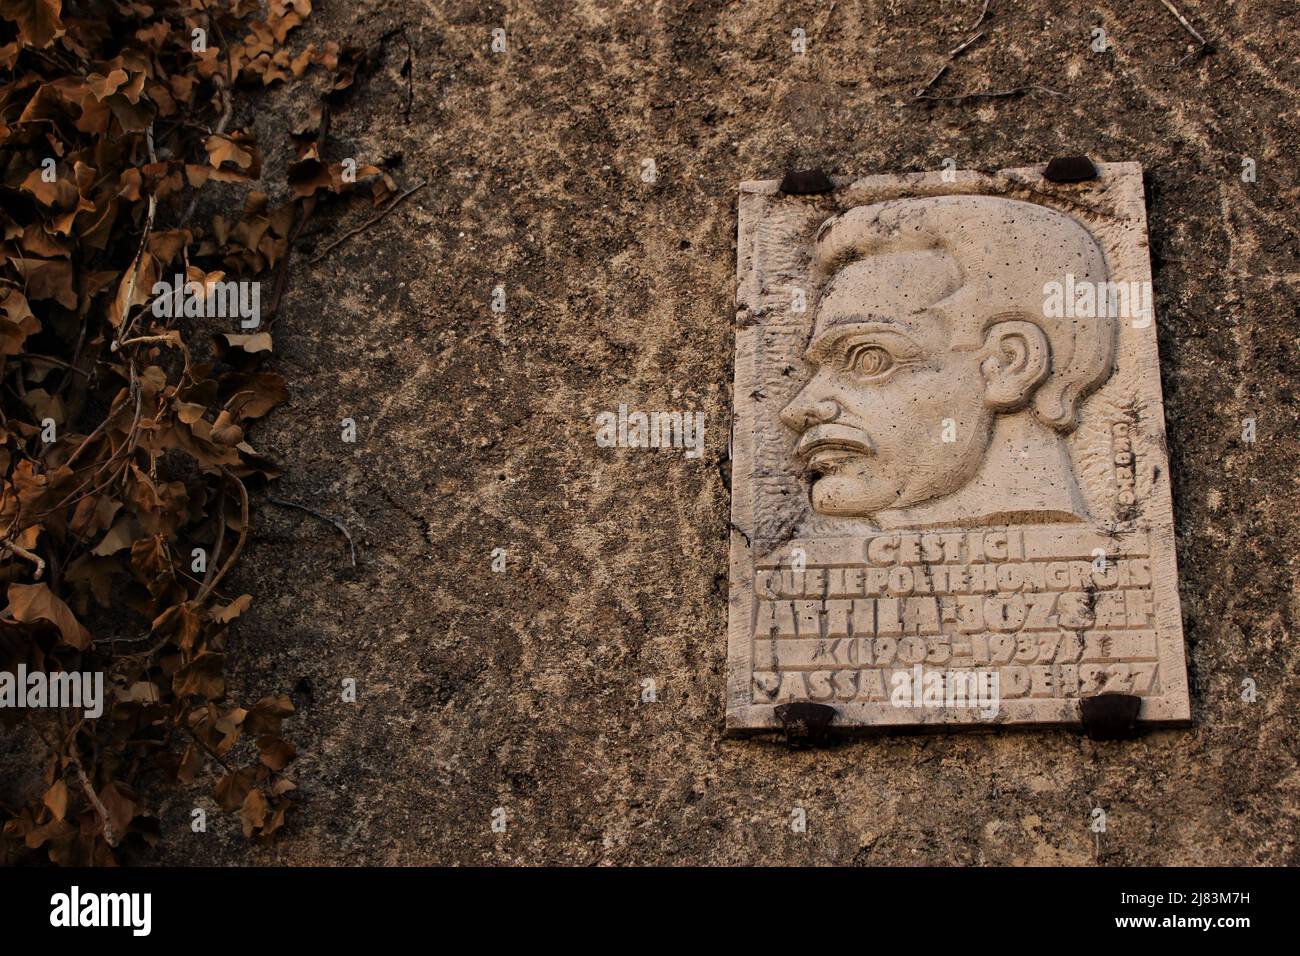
[7,256,76,308]
[239,787,268,837]
[173,652,226,699]
[211,593,252,624]
[2,582,91,648]
[215,767,254,812]
[245,694,294,735]
[216,331,273,355]
[97,779,141,837]
[205,132,256,171]
[0,0,66,49]
[42,779,67,821]
[256,735,296,771]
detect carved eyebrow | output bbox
[806,322,920,364]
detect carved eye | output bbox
[846,344,894,378]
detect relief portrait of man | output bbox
[780,195,1117,530]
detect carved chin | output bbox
[809,473,893,517]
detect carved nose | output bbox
[780,389,840,432]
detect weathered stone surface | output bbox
[729,164,1190,730]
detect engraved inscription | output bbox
[750,529,1159,707]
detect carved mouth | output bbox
[796,425,872,475]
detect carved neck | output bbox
[874,413,1088,530]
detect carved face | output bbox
[779,255,997,517]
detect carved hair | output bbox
[813,195,1116,432]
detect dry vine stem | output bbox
[915,0,991,99]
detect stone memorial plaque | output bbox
[727,162,1190,731]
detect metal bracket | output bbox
[1043,155,1099,183]
[1079,692,1142,740]
[774,702,836,747]
[779,169,835,195]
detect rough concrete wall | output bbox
[151,0,1298,864]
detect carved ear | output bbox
[980,319,1051,411]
